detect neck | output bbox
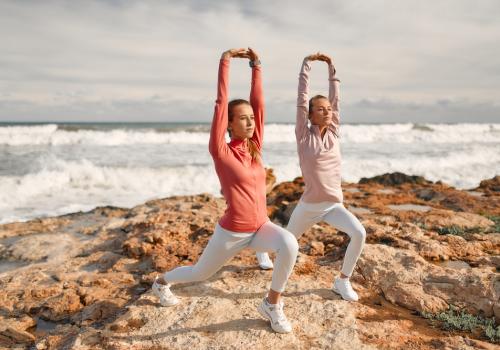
[319,125,328,137]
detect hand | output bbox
[247,47,259,62]
[221,48,249,60]
[306,52,333,65]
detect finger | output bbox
[230,48,247,55]
[248,47,258,56]
[236,51,250,56]
[235,53,251,59]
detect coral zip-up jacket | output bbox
[296,59,343,203]
[208,59,269,232]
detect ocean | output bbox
[1,122,499,224]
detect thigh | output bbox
[249,221,297,253]
[195,224,252,268]
[286,201,322,238]
[323,204,364,235]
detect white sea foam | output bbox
[1,122,499,224]
[1,123,499,146]
[0,124,211,146]
[0,157,221,224]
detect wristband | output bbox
[249,59,261,67]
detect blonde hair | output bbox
[228,99,261,164]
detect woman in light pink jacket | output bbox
[257,53,366,302]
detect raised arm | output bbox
[327,57,340,134]
[248,48,264,150]
[308,53,341,135]
[296,58,312,142]
[209,48,247,157]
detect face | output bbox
[229,104,255,140]
[309,98,332,127]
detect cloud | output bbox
[0,0,499,122]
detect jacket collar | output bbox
[228,138,248,150]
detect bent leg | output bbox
[323,204,366,277]
[164,224,251,284]
[285,201,322,239]
[250,222,299,292]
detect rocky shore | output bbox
[0,171,499,349]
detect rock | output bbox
[423,210,493,230]
[267,177,304,206]
[39,289,83,322]
[78,299,127,324]
[0,171,499,348]
[414,188,446,201]
[0,315,37,347]
[0,327,35,345]
[478,175,500,192]
[100,271,376,350]
[265,168,277,194]
[309,241,325,256]
[274,201,298,225]
[358,244,499,320]
[8,233,78,262]
[359,172,431,186]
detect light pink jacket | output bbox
[296,59,343,203]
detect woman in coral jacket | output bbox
[152,48,298,334]
[257,52,367,302]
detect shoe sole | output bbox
[160,299,179,307]
[332,285,358,302]
[257,303,292,334]
[259,264,274,270]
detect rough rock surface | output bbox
[0,172,499,349]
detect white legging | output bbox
[164,221,299,293]
[286,201,366,277]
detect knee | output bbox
[281,232,299,256]
[353,225,366,243]
[284,224,300,239]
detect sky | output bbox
[1,0,499,123]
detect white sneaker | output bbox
[332,277,359,302]
[257,297,292,333]
[256,252,274,270]
[152,276,179,306]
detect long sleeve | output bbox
[250,64,264,151]
[209,59,230,157]
[328,63,340,134]
[296,59,311,142]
